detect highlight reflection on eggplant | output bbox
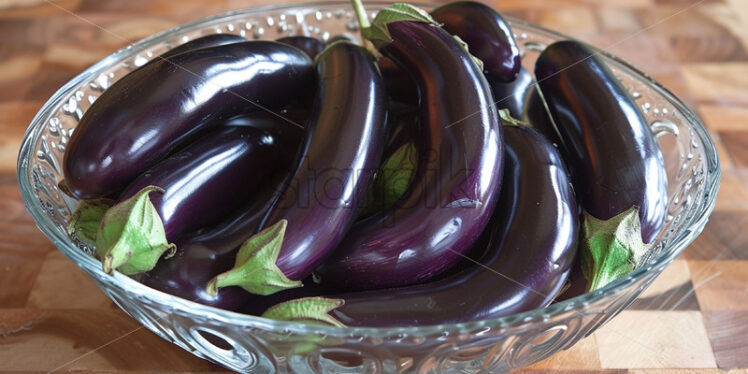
[63,41,314,199]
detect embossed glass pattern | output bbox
[17,3,720,373]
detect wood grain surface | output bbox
[1,0,747,373]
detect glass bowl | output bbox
[17,2,720,373]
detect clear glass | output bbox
[17,2,720,373]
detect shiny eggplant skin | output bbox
[535,40,667,243]
[140,114,303,310]
[258,42,387,281]
[277,36,326,58]
[63,41,314,199]
[119,126,279,242]
[431,1,521,81]
[159,33,246,60]
[317,21,503,290]
[314,125,578,327]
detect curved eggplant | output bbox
[64,41,314,199]
[206,41,386,296]
[535,40,668,291]
[119,126,277,241]
[431,1,521,81]
[262,125,578,327]
[317,20,503,290]
[139,113,306,310]
[277,36,326,58]
[97,125,279,275]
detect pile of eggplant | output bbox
[63,0,667,327]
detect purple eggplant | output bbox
[139,112,307,310]
[317,19,503,290]
[118,126,277,241]
[431,1,521,81]
[206,41,386,296]
[63,41,314,199]
[535,40,668,291]
[261,125,578,327]
[277,36,326,59]
[97,125,280,275]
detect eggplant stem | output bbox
[349,0,381,59]
[351,0,370,30]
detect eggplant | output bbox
[276,36,326,58]
[262,125,578,327]
[140,113,307,310]
[535,40,668,291]
[431,1,521,81]
[206,41,387,296]
[317,18,503,290]
[97,125,280,275]
[118,126,276,241]
[63,41,314,199]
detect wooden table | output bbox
[1,0,747,373]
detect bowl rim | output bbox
[17,1,721,338]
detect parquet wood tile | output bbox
[0,0,746,372]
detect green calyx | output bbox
[581,207,650,292]
[261,297,346,327]
[67,198,115,248]
[96,185,176,275]
[206,219,302,297]
[359,142,418,217]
